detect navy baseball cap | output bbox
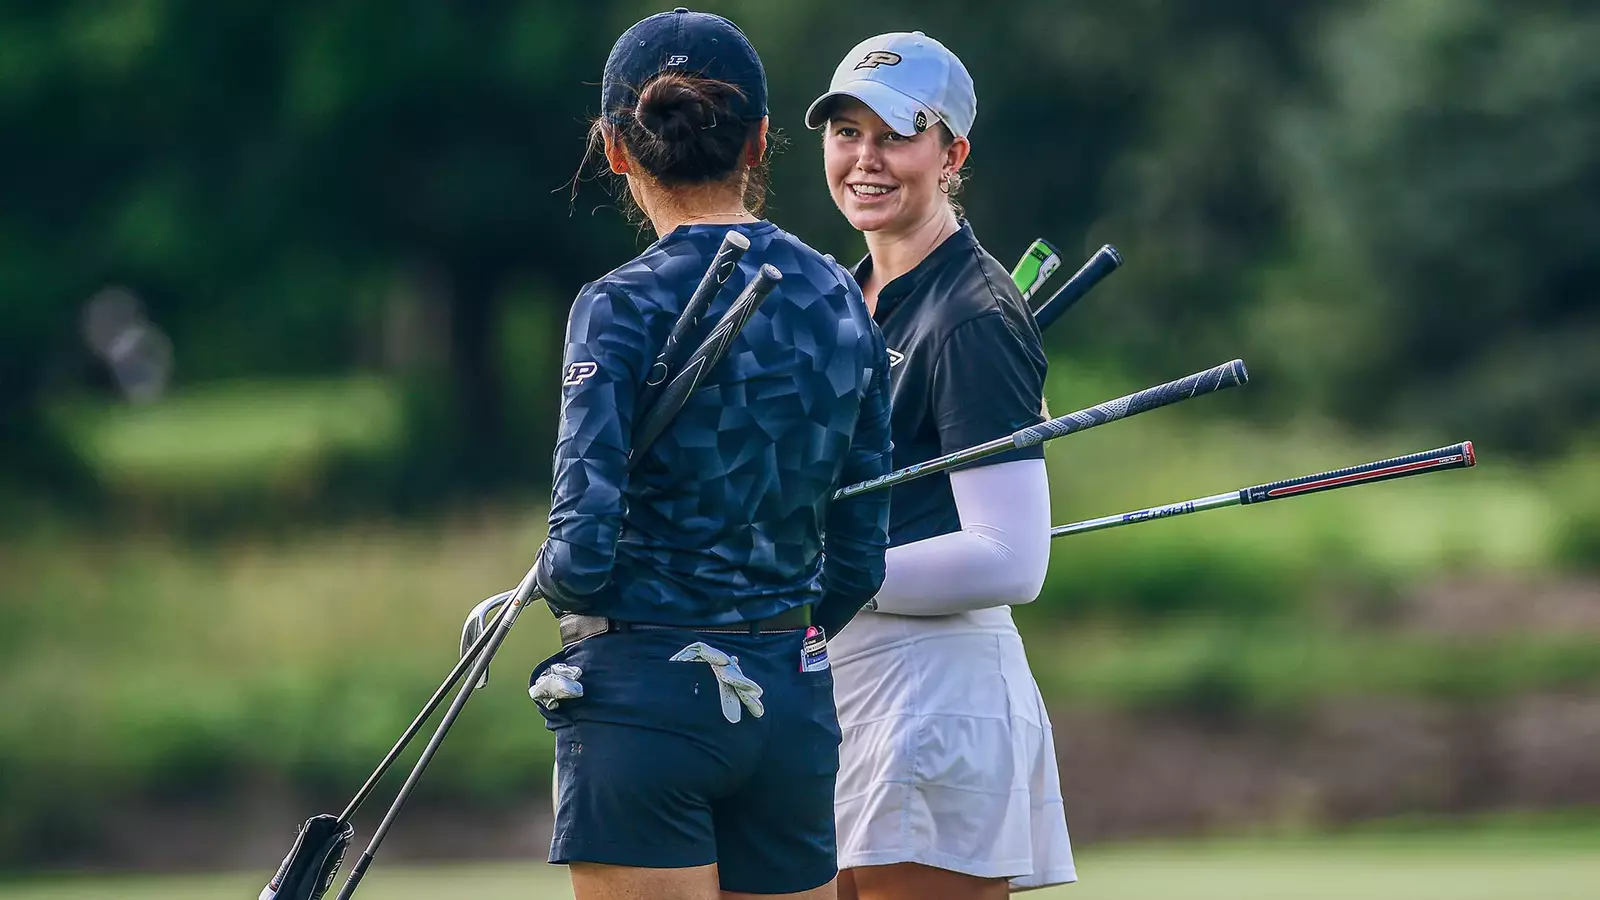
[602,8,768,125]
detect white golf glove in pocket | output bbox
[529,663,585,709]
[670,641,764,723]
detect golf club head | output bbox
[259,813,353,900]
[460,591,514,689]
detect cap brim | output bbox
[804,80,933,137]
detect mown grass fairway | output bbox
[5,831,1598,900]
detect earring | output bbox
[939,173,952,194]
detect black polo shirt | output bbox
[853,221,1049,548]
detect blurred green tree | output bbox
[1,0,1594,515]
[1273,0,1600,455]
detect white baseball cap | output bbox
[805,31,976,138]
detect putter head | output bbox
[460,591,514,689]
[259,813,353,900]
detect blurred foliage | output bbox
[2,0,1596,510]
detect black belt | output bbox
[557,605,812,649]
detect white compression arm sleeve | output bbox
[868,458,1052,616]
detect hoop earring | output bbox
[939,173,952,194]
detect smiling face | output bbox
[822,98,968,236]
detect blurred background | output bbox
[1,1,1597,897]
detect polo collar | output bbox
[853,220,978,322]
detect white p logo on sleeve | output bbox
[563,361,599,386]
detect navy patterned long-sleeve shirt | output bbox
[533,221,892,628]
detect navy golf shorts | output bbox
[533,625,841,894]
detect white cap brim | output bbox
[804,79,940,137]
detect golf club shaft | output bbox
[337,596,508,823]
[1050,442,1477,538]
[335,570,541,900]
[834,358,1248,500]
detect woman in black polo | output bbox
[805,31,1077,900]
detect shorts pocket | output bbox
[529,646,579,731]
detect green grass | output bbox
[1033,622,1600,714]
[4,829,1599,900]
[51,376,402,491]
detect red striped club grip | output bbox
[1241,441,1476,505]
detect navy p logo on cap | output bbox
[602,8,768,125]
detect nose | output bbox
[854,138,883,173]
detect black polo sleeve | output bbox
[930,311,1047,465]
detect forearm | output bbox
[870,458,1051,616]
[816,500,889,634]
[815,356,893,634]
[539,284,645,611]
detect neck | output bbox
[863,206,960,289]
[635,179,754,238]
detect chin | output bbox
[842,204,900,234]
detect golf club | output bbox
[1034,244,1122,330]
[259,245,781,900]
[1049,442,1478,538]
[833,358,1249,500]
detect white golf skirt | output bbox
[829,606,1076,891]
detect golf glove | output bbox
[529,663,585,709]
[670,641,764,723]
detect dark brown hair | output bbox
[574,73,776,219]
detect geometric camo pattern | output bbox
[537,221,892,627]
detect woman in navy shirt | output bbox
[531,10,892,900]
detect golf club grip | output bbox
[1015,358,1248,447]
[1241,441,1477,505]
[1033,244,1122,330]
[832,359,1249,501]
[1050,441,1479,538]
[637,230,749,412]
[629,264,782,462]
